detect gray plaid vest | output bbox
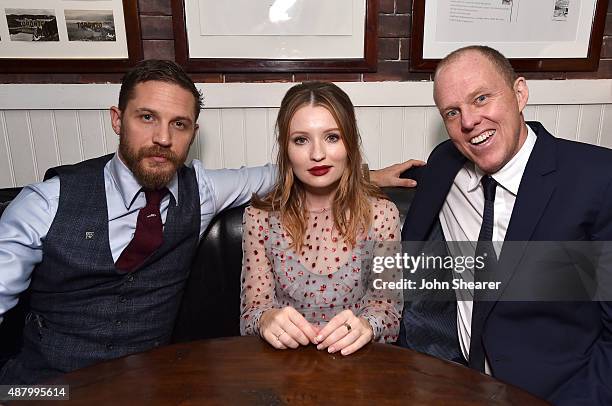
[0,154,199,384]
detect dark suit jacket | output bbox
[399,121,612,405]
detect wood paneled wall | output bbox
[0,81,610,188]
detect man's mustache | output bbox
[137,146,179,164]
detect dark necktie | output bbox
[116,188,168,273]
[468,175,497,372]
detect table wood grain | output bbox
[14,336,549,405]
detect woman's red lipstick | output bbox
[308,165,331,176]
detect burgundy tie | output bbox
[116,188,168,273]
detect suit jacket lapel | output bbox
[403,141,466,241]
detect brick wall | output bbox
[2,0,611,83]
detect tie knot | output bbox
[480,176,497,202]
[144,188,168,207]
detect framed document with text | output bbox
[0,0,142,73]
[173,0,378,72]
[411,0,608,71]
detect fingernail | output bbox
[328,346,335,353]
[341,349,347,355]
[315,335,322,342]
[317,344,323,350]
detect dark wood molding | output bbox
[410,0,609,72]
[173,0,378,73]
[0,0,143,73]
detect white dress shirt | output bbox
[439,126,537,374]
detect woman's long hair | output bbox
[252,81,386,251]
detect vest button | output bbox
[116,320,122,326]
[106,344,113,350]
[127,275,134,282]
[120,296,127,303]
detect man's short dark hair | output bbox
[435,45,518,89]
[118,59,203,120]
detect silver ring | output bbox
[276,331,285,340]
[343,322,352,332]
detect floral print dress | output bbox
[240,197,403,343]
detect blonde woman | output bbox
[240,82,402,356]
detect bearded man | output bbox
[0,60,278,384]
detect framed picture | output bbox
[411,0,609,71]
[173,0,378,73]
[0,0,142,73]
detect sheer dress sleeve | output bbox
[358,198,403,342]
[239,206,279,336]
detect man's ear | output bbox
[513,77,529,113]
[110,106,122,136]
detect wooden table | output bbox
[17,337,548,405]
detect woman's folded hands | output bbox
[259,307,373,355]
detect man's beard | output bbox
[118,135,185,191]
